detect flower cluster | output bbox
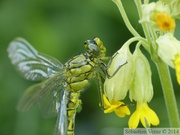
[104,42,159,128]
[143,0,180,85]
[103,0,180,129]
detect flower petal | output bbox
[128,102,159,128]
[104,105,119,113]
[146,107,160,126]
[103,95,130,117]
[103,95,111,108]
[174,55,180,84]
[128,110,141,128]
[114,105,130,117]
[155,13,175,31]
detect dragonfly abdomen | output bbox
[66,91,81,135]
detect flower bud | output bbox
[129,46,153,103]
[156,33,180,68]
[104,45,134,101]
[160,0,180,19]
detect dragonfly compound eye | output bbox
[88,43,100,56]
[84,40,100,56]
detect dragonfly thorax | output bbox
[64,52,97,92]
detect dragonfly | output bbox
[7,37,109,135]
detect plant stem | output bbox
[120,36,149,52]
[112,0,140,37]
[156,61,180,127]
[134,0,152,43]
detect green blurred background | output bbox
[1,0,180,135]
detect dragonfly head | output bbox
[84,37,106,57]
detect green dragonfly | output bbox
[7,37,108,135]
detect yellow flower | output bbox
[103,95,130,117]
[128,102,159,128]
[174,55,180,84]
[155,13,175,31]
[139,1,176,31]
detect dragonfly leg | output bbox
[97,59,127,110]
[106,61,127,79]
[97,73,105,110]
[99,57,127,79]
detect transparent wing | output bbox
[17,71,64,117]
[7,37,63,81]
[53,90,68,135]
[38,82,63,118]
